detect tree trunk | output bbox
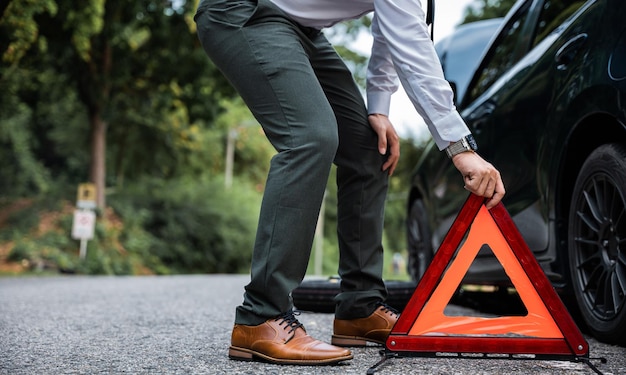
[90,112,107,209]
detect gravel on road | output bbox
[1,275,624,375]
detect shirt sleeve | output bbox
[367,0,471,150]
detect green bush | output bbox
[110,176,261,274]
[7,240,37,262]
[3,203,40,235]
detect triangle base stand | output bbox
[366,349,607,375]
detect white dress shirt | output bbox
[270,0,470,150]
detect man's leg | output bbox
[308,34,389,318]
[309,33,399,347]
[195,0,352,365]
[198,0,338,325]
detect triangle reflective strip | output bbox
[408,205,562,337]
[387,194,589,358]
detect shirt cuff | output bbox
[429,111,471,150]
[366,91,392,116]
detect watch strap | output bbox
[445,135,478,158]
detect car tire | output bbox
[568,143,626,345]
[406,199,434,282]
[292,277,417,313]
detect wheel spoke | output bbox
[583,190,604,224]
[609,184,624,226]
[577,210,600,234]
[614,268,626,307]
[592,268,608,309]
[617,252,626,294]
[578,250,601,268]
[619,249,626,266]
[595,177,608,218]
[608,272,621,313]
[615,206,625,229]
[574,236,596,246]
[583,262,604,294]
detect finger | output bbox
[485,178,506,209]
[389,132,400,174]
[382,153,399,175]
[476,176,491,197]
[382,141,400,175]
[464,174,489,197]
[377,132,388,155]
[463,173,478,192]
[381,157,393,175]
[483,177,496,198]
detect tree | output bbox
[1,0,237,206]
[325,17,371,88]
[0,0,59,196]
[1,1,374,205]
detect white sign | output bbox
[71,210,96,240]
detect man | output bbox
[194,0,505,365]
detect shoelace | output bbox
[274,311,304,335]
[376,302,400,317]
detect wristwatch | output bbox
[445,134,478,158]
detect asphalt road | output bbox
[1,275,624,374]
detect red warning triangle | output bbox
[387,193,589,358]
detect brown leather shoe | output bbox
[332,303,399,346]
[229,311,353,365]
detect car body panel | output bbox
[409,0,626,285]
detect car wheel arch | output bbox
[555,113,625,219]
[551,112,626,283]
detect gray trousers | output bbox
[195,0,388,324]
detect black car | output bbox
[406,0,626,345]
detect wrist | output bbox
[445,135,478,158]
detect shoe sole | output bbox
[228,346,353,365]
[331,334,384,347]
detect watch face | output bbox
[466,135,478,150]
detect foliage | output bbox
[0,0,237,203]
[211,98,275,187]
[0,0,58,65]
[0,193,159,275]
[109,176,261,274]
[0,176,262,275]
[0,1,428,277]
[0,64,90,197]
[326,16,372,88]
[0,0,60,197]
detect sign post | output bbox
[76,183,97,210]
[72,183,97,259]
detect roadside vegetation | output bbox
[0,0,510,279]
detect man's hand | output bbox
[451,151,506,209]
[368,114,400,175]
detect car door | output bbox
[415,0,540,248]
[459,0,589,254]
